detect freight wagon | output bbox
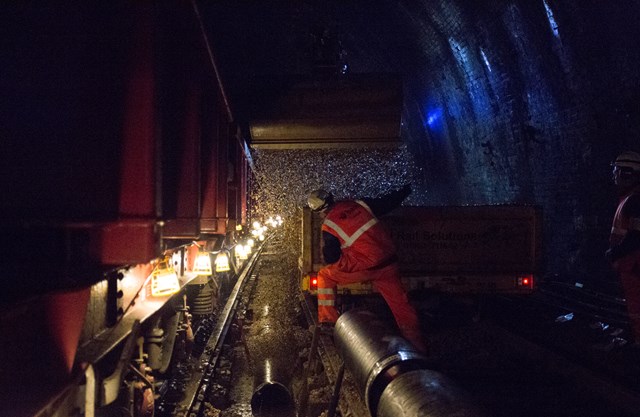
[299,204,542,295]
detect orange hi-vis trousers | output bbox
[614,253,640,343]
[316,262,423,348]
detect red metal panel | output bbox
[46,288,92,373]
[1,289,88,417]
[100,7,158,264]
[216,116,229,221]
[164,81,202,239]
[176,83,201,220]
[119,9,156,219]
[199,218,221,234]
[237,130,249,225]
[201,96,226,235]
[98,220,157,265]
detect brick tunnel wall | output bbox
[207,0,640,291]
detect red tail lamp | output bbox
[518,275,534,288]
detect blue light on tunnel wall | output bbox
[543,0,560,38]
[425,107,443,128]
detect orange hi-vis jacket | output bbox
[610,192,640,247]
[610,189,640,341]
[315,197,425,352]
[321,200,396,272]
[317,199,405,325]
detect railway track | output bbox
[425,290,640,417]
[153,242,264,417]
[149,241,640,417]
[151,237,356,417]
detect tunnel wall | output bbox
[354,0,640,288]
[381,0,640,288]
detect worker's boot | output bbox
[317,322,335,336]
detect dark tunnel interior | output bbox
[1,2,640,300]
[2,3,640,417]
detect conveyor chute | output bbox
[248,74,403,149]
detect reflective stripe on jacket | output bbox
[611,192,640,246]
[322,200,396,271]
[317,274,340,323]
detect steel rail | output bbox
[485,319,640,416]
[179,241,266,416]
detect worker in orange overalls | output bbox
[307,185,427,354]
[607,151,640,346]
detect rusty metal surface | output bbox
[387,205,543,275]
[249,74,403,150]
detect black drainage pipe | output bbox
[334,309,486,417]
[251,378,295,417]
[248,318,296,417]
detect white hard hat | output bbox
[614,151,640,171]
[308,189,333,212]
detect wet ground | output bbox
[421,292,640,417]
[335,291,640,417]
[195,240,640,417]
[205,243,332,417]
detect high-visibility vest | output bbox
[322,200,396,269]
[610,191,640,247]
